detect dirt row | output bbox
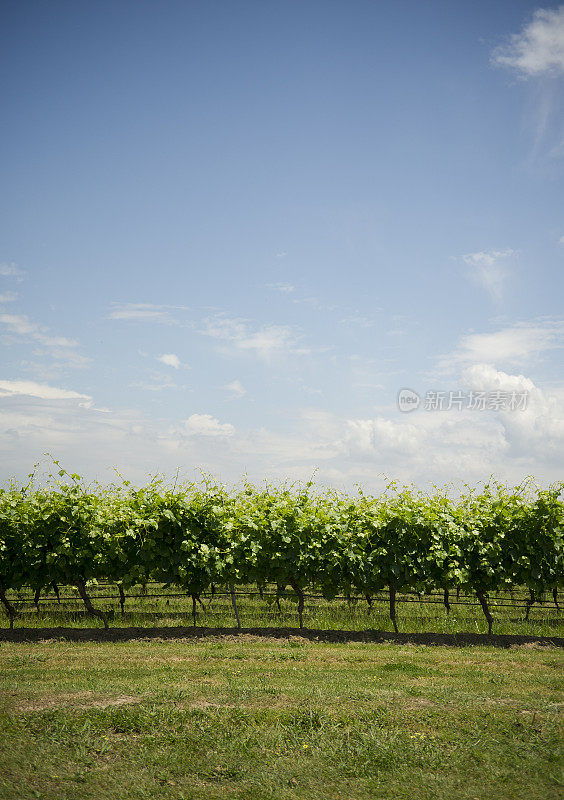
[0,625,563,648]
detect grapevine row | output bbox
[1,470,562,633]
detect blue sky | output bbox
[1,0,563,490]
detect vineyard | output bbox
[1,469,563,635]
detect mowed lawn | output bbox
[0,637,562,800]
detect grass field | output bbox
[0,635,562,800]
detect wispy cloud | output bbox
[462,248,515,301]
[339,314,377,329]
[0,379,90,401]
[292,295,337,312]
[275,283,371,319]
[492,7,564,164]
[0,313,77,348]
[201,314,309,359]
[41,350,92,368]
[267,282,294,293]
[131,377,178,392]
[223,379,246,398]
[0,291,17,303]
[492,6,564,77]
[348,354,386,390]
[437,320,564,371]
[0,312,90,368]
[0,262,26,281]
[108,303,189,324]
[184,413,235,437]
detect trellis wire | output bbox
[9,587,561,612]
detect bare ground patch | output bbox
[15,692,142,712]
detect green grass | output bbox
[0,636,562,799]
[5,583,563,637]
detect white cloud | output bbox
[201,314,308,359]
[0,262,25,281]
[223,379,246,398]
[0,291,17,303]
[460,364,564,462]
[184,413,235,437]
[0,380,91,401]
[108,303,188,324]
[268,282,294,293]
[492,6,564,77]
[461,363,536,393]
[1,377,563,490]
[0,399,245,486]
[437,320,564,371]
[157,353,182,369]
[462,248,515,300]
[345,416,424,456]
[559,234,564,244]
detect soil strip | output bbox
[0,626,563,648]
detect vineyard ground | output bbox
[3,583,563,638]
[0,637,562,800]
[1,626,564,648]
